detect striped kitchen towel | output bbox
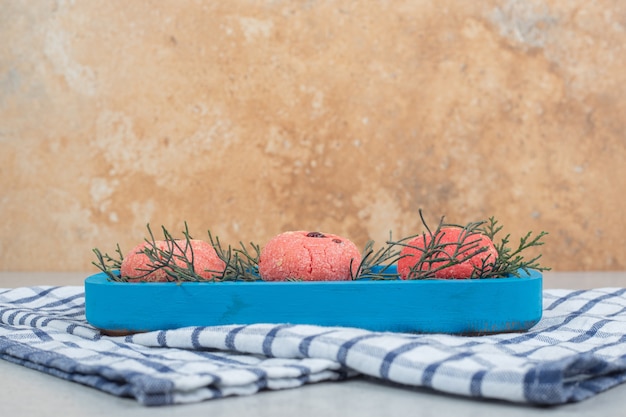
[1,285,625,406]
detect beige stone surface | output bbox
[1,0,624,272]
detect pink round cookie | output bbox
[258,231,362,281]
[397,227,498,279]
[120,239,225,282]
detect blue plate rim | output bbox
[85,268,543,286]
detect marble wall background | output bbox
[1,0,625,272]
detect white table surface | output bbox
[1,271,625,416]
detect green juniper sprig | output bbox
[138,223,214,282]
[351,233,403,280]
[92,244,124,281]
[387,211,494,280]
[207,230,261,282]
[92,223,262,283]
[478,217,550,277]
[384,210,550,279]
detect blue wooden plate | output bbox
[84,267,542,335]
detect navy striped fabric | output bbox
[1,286,626,406]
